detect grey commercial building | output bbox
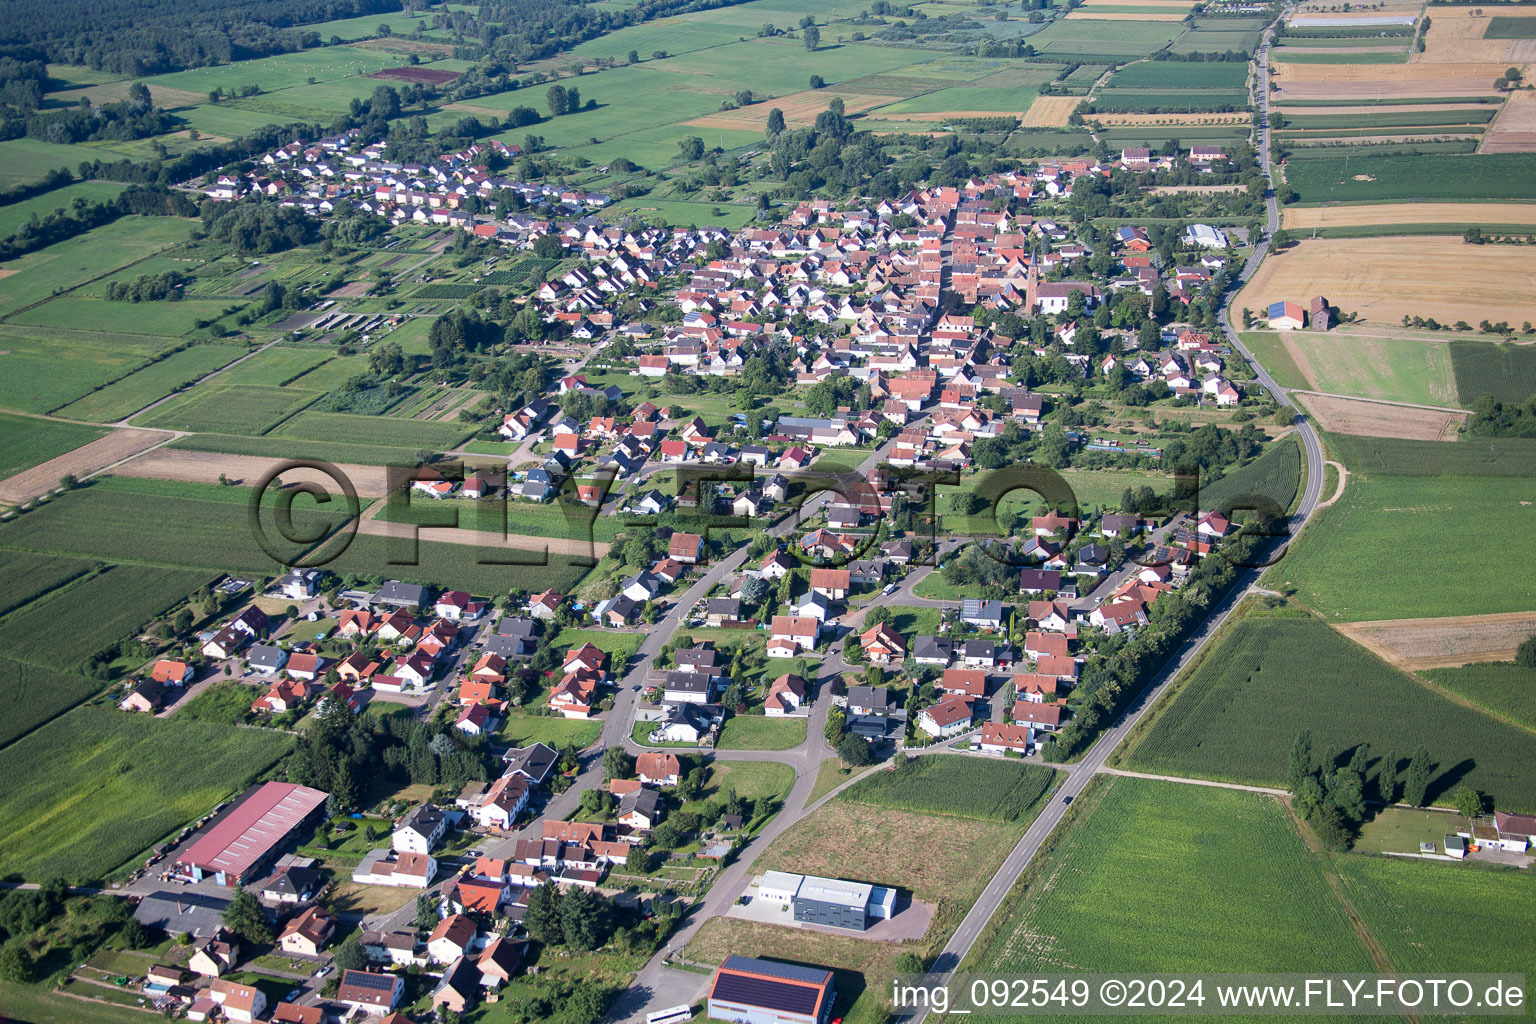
[758,871,897,933]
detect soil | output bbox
[1293,392,1466,441]
[1336,612,1536,670]
[0,427,173,506]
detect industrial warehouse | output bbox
[756,871,898,932]
[172,781,329,886]
[707,955,837,1024]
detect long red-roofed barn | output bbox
[174,782,328,886]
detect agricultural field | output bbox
[1332,855,1536,976]
[8,295,236,338]
[135,384,319,435]
[1200,434,1302,515]
[165,431,424,467]
[53,344,248,422]
[1106,62,1250,89]
[0,413,106,481]
[0,181,129,239]
[0,216,194,316]
[1422,663,1536,731]
[309,531,592,599]
[1324,432,1536,477]
[1275,472,1536,619]
[1236,236,1536,329]
[0,475,354,576]
[271,409,473,449]
[1244,330,1459,407]
[0,331,159,415]
[140,45,404,100]
[1026,18,1187,57]
[1449,340,1536,405]
[0,551,97,619]
[0,564,212,671]
[1282,152,1536,203]
[962,776,1374,985]
[0,139,98,189]
[836,755,1056,822]
[0,657,104,749]
[1123,614,1536,810]
[1281,201,1536,233]
[1272,59,1510,100]
[1334,611,1536,672]
[215,345,334,387]
[0,707,295,881]
[1296,393,1464,442]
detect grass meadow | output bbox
[166,432,423,466]
[54,344,248,422]
[0,181,129,238]
[0,330,159,415]
[216,345,334,387]
[0,216,193,316]
[963,777,1373,985]
[1124,614,1536,811]
[136,384,320,434]
[272,409,473,449]
[837,755,1056,822]
[1244,331,1459,407]
[1273,474,1536,620]
[0,707,295,881]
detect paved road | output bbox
[896,8,1323,1018]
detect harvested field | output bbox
[325,280,371,297]
[1294,392,1466,441]
[115,448,395,496]
[687,91,898,131]
[1272,61,1510,99]
[1085,111,1249,124]
[1281,202,1536,228]
[1417,7,1536,63]
[1064,9,1187,18]
[0,427,171,506]
[1236,236,1536,326]
[1021,94,1083,127]
[354,516,611,558]
[365,66,459,85]
[1483,91,1536,153]
[1335,612,1536,671]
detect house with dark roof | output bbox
[336,970,404,1015]
[708,955,837,1024]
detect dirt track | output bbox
[1294,392,1465,441]
[1336,612,1536,671]
[0,428,173,506]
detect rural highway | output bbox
[894,5,1326,1018]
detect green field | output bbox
[0,413,106,480]
[837,755,1057,822]
[964,777,1373,982]
[0,331,160,415]
[0,216,193,316]
[136,384,319,434]
[1282,109,1495,130]
[166,431,423,466]
[0,563,212,670]
[1201,434,1302,515]
[1324,432,1536,477]
[0,476,353,576]
[1285,153,1536,203]
[1332,854,1536,975]
[1125,614,1536,810]
[0,551,98,619]
[1244,331,1459,407]
[1106,62,1250,90]
[0,707,295,881]
[1091,88,1249,112]
[272,409,473,449]
[0,656,104,749]
[9,295,236,338]
[1422,662,1536,731]
[216,345,334,387]
[1029,18,1187,56]
[53,344,247,421]
[1449,340,1536,406]
[0,139,95,190]
[717,715,805,751]
[1274,474,1536,620]
[1484,15,1536,38]
[309,530,592,598]
[141,45,403,98]
[0,181,129,238]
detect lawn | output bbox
[961,776,1374,984]
[557,628,643,661]
[1273,474,1536,620]
[1422,662,1536,731]
[1285,153,1536,204]
[0,413,106,479]
[0,181,129,238]
[1332,853,1536,975]
[0,707,294,881]
[716,714,806,750]
[135,384,320,434]
[54,344,249,422]
[701,760,795,803]
[837,755,1057,822]
[499,712,602,750]
[1124,614,1536,811]
[0,563,212,671]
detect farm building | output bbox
[1266,300,1306,330]
[1309,295,1332,331]
[173,782,328,886]
[708,955,837,1024]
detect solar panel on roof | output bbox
[341,971,398,992]
[713,973,822,1015]
[722,955,833,985]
